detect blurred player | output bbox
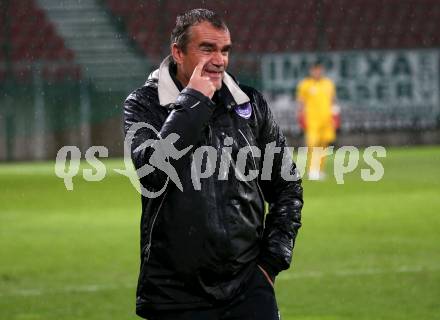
[296,62,339,180]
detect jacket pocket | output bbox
[257,264,275,289]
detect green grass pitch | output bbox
[0,146,439,320]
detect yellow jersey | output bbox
[297,77,335,126]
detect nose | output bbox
[210,51,224,67]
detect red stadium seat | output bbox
[98,1,440,56]
[3,0,82,82]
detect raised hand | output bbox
[186,59,216,99]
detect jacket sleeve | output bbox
[255,91,304,279]
[123,86,215,190]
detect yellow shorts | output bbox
[305,122,336,147]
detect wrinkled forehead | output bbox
[187,22,231,47]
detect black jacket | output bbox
[123,56,303,318]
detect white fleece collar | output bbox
[152,55,250,106]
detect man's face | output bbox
[173,21,231,90]
[310,65,323,79]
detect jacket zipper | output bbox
[238,128,266,203]
[144,190,168,262]
[209,125,230,256]
[208,123,213,143]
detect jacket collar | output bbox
[148,55,250,107]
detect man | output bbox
[297,63,338,180]
[123,9,303,320]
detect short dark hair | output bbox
[170,8,228,52]
[310,61,323,69]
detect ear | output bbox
[171,43,184,65]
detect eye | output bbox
[222,47,231,56]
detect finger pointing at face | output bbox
[187,58,216,99]
[193,59,208,77]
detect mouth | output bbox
[204,70,223,80]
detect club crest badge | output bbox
[234,102,252,119]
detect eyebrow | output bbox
[199,42,232,51]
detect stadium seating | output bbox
[104,0,319,55]
[104,0,440,57]
[0,0,81,82]
[2,0,439,82]
[323,0,440,50]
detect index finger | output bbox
[193,58,209,77]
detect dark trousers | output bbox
[147,265,280,320]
